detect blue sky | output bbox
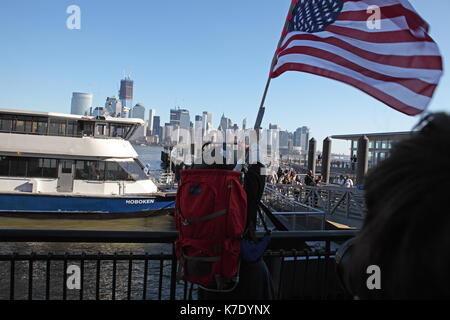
[1,0,449,153]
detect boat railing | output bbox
[0,229,357,300]
[156,172,177,191]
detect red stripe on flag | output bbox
[340,0,429,31]
[271,62,423,116]
[339,4,423,27]
[278,34,442,70]
[325,25,433,43]
[278,46,437,97]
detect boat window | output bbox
[11,116,33,133]
[49,119,67,136]
[66,120,78,137]
[27,158,42,177]
[33,118,48,134]
[61,160,74,174]
[0,115,13,132]
[0,157,59,178]
[109,124,118,137]
[91,161,106,181]
[42,159,58,178]
[0,157,147,181]
[76,160,103,180]
[110,124,133,139]
[123,125,132,137]
[0,113,136,139]
[13,119,25,132]
[75,161,89,180]
[78,121,94,137]
[105,162,117,180]
[9,157,27,177]
[95,123,109,137]
[73,160,146,181]
[104,162,129,181]
[0,156,10,176]
[118,160,147,181]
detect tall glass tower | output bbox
[119,76,134,116]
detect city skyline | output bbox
[1,0,449,153]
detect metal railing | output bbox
[262,185,327,230]
[0,229,357,300]
[267,184,367,221]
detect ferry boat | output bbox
[0,108,175,215]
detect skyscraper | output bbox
[294,126,310,152]
[269,123,280,130]
[219,114,229,131]
[131,103,146,139]
[242,118,247,130]
[164,123,174,143]
[170,108,190,129]
[148,109,156,136]
[294,128,302,147]
[152,116,161,136]
[71,92,93,116]
[119,76,133,113]
[104,96,122,117]
[132,103,146,120]
[279,130,289,148]
[194,115,203,134]
[202,111,212,135]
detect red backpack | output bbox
[175,169,248,291]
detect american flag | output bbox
[271,0,443,116]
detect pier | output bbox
[160,134,371,229]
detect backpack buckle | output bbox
[182,219,190,226]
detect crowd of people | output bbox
[335,175,355,188]
[267,168,355,188]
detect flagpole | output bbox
[254,0,297,130]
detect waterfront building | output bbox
[332,131,411,168]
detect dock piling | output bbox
[356,135,369,185]
[322,137,332,184]
[307,138,317,176]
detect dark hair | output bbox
[350,113,450,299]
